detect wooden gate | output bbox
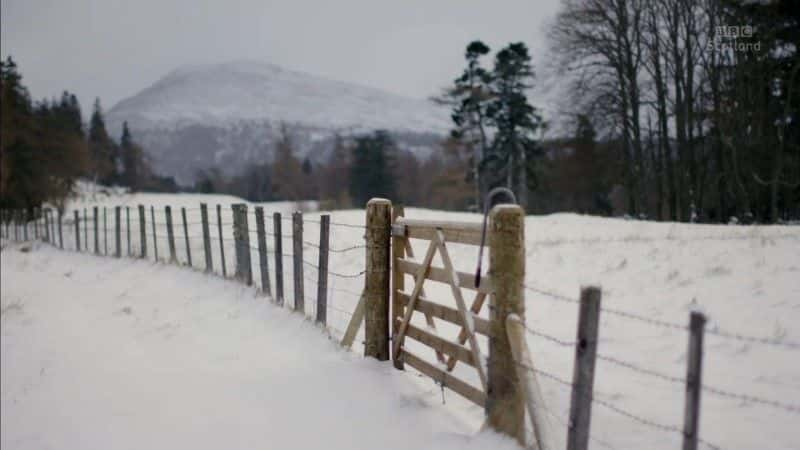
[390,211,493,407]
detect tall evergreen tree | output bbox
[484,42,543,208]
[88,98,118,186]
[120,121,147,191]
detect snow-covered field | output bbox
[3,187,800,450]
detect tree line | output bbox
[548,0,799,223]
[1,57,174,215]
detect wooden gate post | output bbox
[165,206,177,262]
[182,207,192,267]
[391,204,405,369]
[316,214,330,325]
[93,206,99,254]
[682,312,706,450]
[364,198,391,361]
[254,206,272,296]
[567,286,602,450]
[138,205,146,258]
[200,203,213,272]
[292,211,304,313]
[217,204,227,277]
[487,204,526,444]
[115,206,121,257]
[150,206,158,261]
[273,212,284,305]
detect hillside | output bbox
[106,61,449,185]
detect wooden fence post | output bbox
[364,198,391,361]
[24,210,29,241]
[83,208,88,250]
[567,286,602,450]
[273,212,284,305]
[231,204,252,285]
[255,206,272,296]
[74,210,80,250]
[487,204,526,444]
[51,210,57,245]
[93,206,99,254]
[217,204,227,277]
[201,203,213,272]
[115,206,121,257]
[58,209,64,249]
[316,214,330,325]
[182,207,191,267]
[292,211,304,313]
[44,208,50,243]
[103,207,108,255]
[126,206,131,256]
[33,209,39,240]
[165,206,177,262]
[150,205,158,261]
[391,205,405,369]
[138,205,146,258]
[682,312,706,450]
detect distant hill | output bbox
[106,61,449,185]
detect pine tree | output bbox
[88,98,118,186]
[484,42,543,208]
[120,122,147,191]
[349,130,396,206]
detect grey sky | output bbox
[1,0,562,114]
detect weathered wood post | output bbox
[316,214,330,325]
[364,198,391,361]
[567,286,602,450]
[33,208,39,240]
[391,205,405,369]
[23,210,29,241]
[165,206,177,262]
[51,210,57,245]
[115,206,121,257]
[74,210,80,250]
[682,312,707,450]
[138,205,146,258]
[292,211,304,313]
[200,203,213,272]
[93,206,99,254]
[150,205,158,261]
[231,204,253,285]
[254,206,272,296]
[44,208,51,242]
[181,207,191,267]
[273,212,284,305]
[487,204,526,444]
[103,207,108,255]
[217,204,227,277]
[126,206,131,256]
[83,208,88,250]
[57,209,64,249]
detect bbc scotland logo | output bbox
[708,26,761,52]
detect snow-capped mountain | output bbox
[106,61,449,185]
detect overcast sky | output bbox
[1,0,562,114]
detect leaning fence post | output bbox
[150,205,158,261]
[273,212,284,305]
[292,211,304,313]
[93,206,99,254]
[57,209,64,249]
[103,207,108,255]
[74,210,80,250]
[567,286,602,450]
[364,198,391,361]
[165,206,177,262]
[487,204,526,444]
[138,205,146,258]
[115,206,121,257]
[316,214,330,325]
[182,207,192,267]
[254,206,272,296]
[682,312,706,450]
[217,204,227,277]
[201,204,213,272]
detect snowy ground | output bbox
[3,187,800,449]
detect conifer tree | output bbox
[88,98,118,186]
[349,130,396,206]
